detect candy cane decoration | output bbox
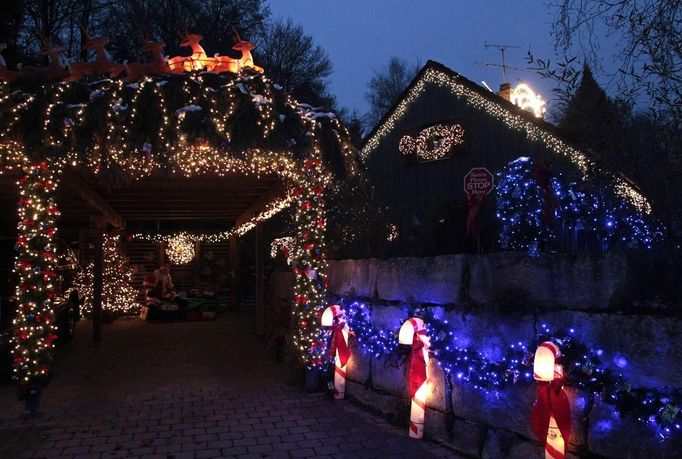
[398,318,430,439]
[531,341,571,459]
[321,305,350,400]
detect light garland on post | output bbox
[11,162,60,399]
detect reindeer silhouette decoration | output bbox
[0,43,21,82]
[169,27,263,74]
[124,32,172,82]
[35,30,70,81]
[65,25,125,82]
[168,29,215,73]
[0,31,69,82]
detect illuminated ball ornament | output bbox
[166,234,195,264]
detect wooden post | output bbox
[92,227,104,343]
[229,234,240,309]
[255,223,265,335]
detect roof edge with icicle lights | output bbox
[361,60,652,215]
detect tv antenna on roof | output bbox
[482,43,521,83]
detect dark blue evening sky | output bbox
[267,1,568,117]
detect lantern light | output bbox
[533,341,562,382]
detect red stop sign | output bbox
[464,167,494,197]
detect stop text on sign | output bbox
[464,167,494,197]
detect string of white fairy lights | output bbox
[132,193,295,244]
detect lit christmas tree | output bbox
[80,233,139,316]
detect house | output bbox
[360,60,650,251]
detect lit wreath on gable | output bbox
[399,122,465,161]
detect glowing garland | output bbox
[360,67,651,214]
[339,300,682,440]
[132,194,295,243]
[11,163,60,397]
[496,156,663,254]
[398,123,465,161]
[166,234,195,264]
[270,236,295,265]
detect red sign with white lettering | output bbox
[464,167,494,197]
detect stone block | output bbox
[346,339,371,384]
[451,380,537,439]
[538,311,682,389]
[448,418,486,458]
[327,259,377,298]
[451,382,588,450]
[424,407,448,442]
[371,304,404,330]
[442,308,535,362]
[468,252,628,310]
[375,255,464,304]
[371,355,407,396]
[426,357,449,412]
[482,428,544,459]
[345,380,401,418]
[588,398,682,459]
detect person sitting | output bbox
[154,264,188,309]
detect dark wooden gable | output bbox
[363,61,577,221]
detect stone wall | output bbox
[326,252,682,459]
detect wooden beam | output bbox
[255,223,265,336]
[62,172,124,228]
[235,182,286,227]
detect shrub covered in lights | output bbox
[496,156,663,255]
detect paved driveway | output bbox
[0,314,456,458]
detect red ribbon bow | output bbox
[408,332,427,399]
[531,379,571,459]
[531,161,558,226]
[466,194,485,238]
[329,322,350,367]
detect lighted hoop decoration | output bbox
[399,123,464,161]
[165,234,195,264]
[321,305,351,400]
[531,342,571,459]
[398,318,430,439]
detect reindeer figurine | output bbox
[168,29,216,73]
[0,43,21,82]
[35,30,70,81]
[230,28,263,74]
[65,24,125,82]
[124,32,171,82]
